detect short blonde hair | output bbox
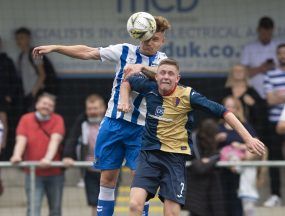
[154,16,171,33]
[158,58,180,72]
[225,64,250,88]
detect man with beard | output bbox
[264,43,285,207]
[10,93,65,216]
[63,94,106,216]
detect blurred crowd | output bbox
[0,16,285,216]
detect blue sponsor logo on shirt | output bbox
[155,106,164,117]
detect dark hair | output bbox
[85,94,106,108]
[158,58,180,71]
[258,16,274,29]
[15,27,31,36]
[196,119,219,157]
[277,43,285,51]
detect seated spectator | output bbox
[10,93,65,216]
[223,64,267,140]
[184,119,226,216]
[217,96,256,216]
[240,16,282,99]
[63,94,106,216]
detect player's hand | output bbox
[118,102,131,113]
[33,45,56,58]
[10,155,22,164]
[245,137,265,156]
[124,64,143,79]
[63,157,75,167]
[39,158,52,168]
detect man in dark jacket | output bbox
[63,94,106,216]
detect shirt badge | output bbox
[172,97,180,107]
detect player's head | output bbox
[140,16,171,55]
[223,96,245,123]
[85,94,106,123]
[35,93,56,119]
[15,27,32,51]
[225,64,249,87]
[277,44,285,67]
[257,16,274,45]
[156,58,180,95]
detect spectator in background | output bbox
[10,93,65,216]
[0,119,4,195]
[15,27,46,111]
[217,96,256,216]
[184,119,226,216]
[223,64,267,140]
[241,16,282,99]
[263,43,285,207]
[63,94,106,216]
[0,36,18,158]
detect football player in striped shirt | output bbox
[33,16,171,216]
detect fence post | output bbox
[30,165,36,216]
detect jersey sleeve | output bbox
[99,44,123,62]
[127,74,156,94]
[50,115,65,136]
[190,89,227,118]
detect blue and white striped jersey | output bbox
[99,43,167,126]
[264,68,285,122]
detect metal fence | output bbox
[0,160,285,216]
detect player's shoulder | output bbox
[176,85,192,97]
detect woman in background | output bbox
[223,64,267,140]
[184,119,226,216]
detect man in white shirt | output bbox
[241,17,281,99]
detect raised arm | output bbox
[224,112,265,155]
[118,81,132,113]
[33,45,100,60]
[124,64,158,79]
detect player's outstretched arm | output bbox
[118,81,132,113]
[124,64,157,79]
[33,45,100,60]
[224,112,265,156]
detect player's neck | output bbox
[159,85,177,96]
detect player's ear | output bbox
[155,73,158,81]
[176,74,181,84]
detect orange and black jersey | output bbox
[127,75,227,155]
